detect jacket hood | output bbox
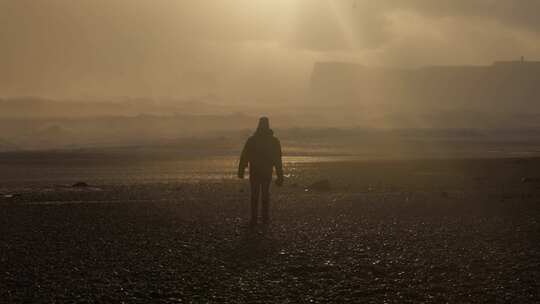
[254,116,273,136]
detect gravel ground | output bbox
[1,158,539,303]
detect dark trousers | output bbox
[250,179,270,224]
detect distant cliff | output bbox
[310,60,540,113]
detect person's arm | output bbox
[274,138,284,185]
[238,139,250,178]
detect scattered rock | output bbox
[72,182,89,188]
[307,179,332,191]
[2,161,539,303]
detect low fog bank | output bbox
[1,97,539,155]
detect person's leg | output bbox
[261,180,271,225]
[250,179,260,225]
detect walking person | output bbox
[238,117,284,227]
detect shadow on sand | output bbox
[225,226,281,267]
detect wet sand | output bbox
[1,157,539,303]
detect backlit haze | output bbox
[3,0,540,100]
[1,0,540,153]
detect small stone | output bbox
[72,182,89,188]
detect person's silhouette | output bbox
[238,117,284,227]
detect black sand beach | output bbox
[1,156,539,303]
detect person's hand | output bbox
[275,176,284,187]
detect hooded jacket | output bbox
[238,127,283,182]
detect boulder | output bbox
[72,182,89,188]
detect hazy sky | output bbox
[1,0,540,101]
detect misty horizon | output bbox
[2,58,539,102]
